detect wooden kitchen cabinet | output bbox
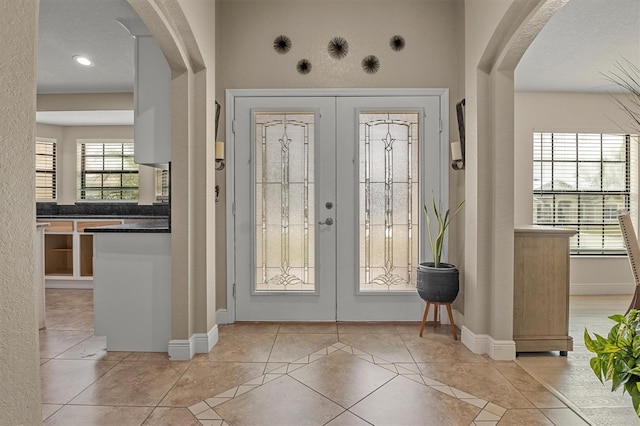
[513,226,577,355]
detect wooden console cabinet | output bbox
[514,226,577,355]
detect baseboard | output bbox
[168,324,219,361]
[168,339,194,361]
[461,326,516,361]
[216,308,233,324]
[570,282,634,295]
[194,325,219,353]
[45,280,93,289]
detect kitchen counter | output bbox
[86,219,170,233]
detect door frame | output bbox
[225,88,450,323]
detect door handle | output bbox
[318,218,334,226]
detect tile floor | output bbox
[38,289,635,425]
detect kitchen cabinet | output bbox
[38,219,122,288]
[513,226,576,355]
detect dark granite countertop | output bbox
[86,219,170,233]
[37,215,167,220]
[36,202,169,217]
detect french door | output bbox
[230,90,446,321]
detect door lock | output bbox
[325,201,333,209]
[318,218,334,226]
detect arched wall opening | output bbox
[461,0,569,359]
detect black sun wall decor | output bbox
[390,35,406,51]
[327,37,349,59]
[296,59,312,75]
[273,35,292,54]
[362,55,380,74]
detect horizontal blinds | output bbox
[533,132,631,255]
[78,141,139,200]
[36,140,56,200]
[155,169,170,201]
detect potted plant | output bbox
[416,197,464,304]
[585,310,640,416]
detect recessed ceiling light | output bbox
[73,55,93,67]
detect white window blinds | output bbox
[533,132,637,255]
[36,139,56,200]
[77,141,139,200]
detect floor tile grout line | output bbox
[194,341,508,425]
[43,357,121,407]
[262,325,282,374]
[515,359,596,426]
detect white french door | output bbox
[229,90,447,321]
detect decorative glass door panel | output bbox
[255,113,315,292]
[233,93,444,321]
[359,113,419,292]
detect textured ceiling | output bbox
[515,0,640,93]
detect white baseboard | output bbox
[461,326,516,361]
[168,339,194,361]
[216,308,233,324]
[45,280,93,289]
[168,324,219,361]
[194,325,219,353]
[570,282,634,295]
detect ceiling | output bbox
[35,0,640,125]
[515,0,640,92]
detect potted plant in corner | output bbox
[417,197,464,338]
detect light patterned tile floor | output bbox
[40,289,635,425]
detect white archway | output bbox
[461,0,569,359]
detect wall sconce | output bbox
[214,100,225,170]
[452,99,465,170]
[215,140,225,170]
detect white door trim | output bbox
[225,88,450,323]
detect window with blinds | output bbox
[77,141,139,200]
[36,139,56,200]
[533,132,637,255]
[155,168,170,202]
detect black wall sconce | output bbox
[452,99,465,170]
[215,100,225,171]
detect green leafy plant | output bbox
[423,198,464,268]
[584,309,640,416]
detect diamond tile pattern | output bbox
[40,289,615,425]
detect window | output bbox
[77,140,139,200]
[155,168,170,202]
[36,138,56,200]
[533,132,637,255]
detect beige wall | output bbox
[215,0,463,310]
[515,91,636,293]
[0,0,41,423]
[35,123,157,205]
[176,0,217,333]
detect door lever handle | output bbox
[318,218,334,226]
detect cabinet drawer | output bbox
[77,221,122,232]
[42,221,74,232]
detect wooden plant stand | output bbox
[419,301,457,340]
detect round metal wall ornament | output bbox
[296,59,312,75]
[361,55,380,74]
[273,35,292,54]
[390,35,406,51]
[328,37,349,59]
